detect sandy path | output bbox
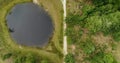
[61,0,67,55]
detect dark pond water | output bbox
[6,3,54,47]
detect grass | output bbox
[0,0,63,63]
[38,0,63,54]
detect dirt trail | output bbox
[61,0,68,55]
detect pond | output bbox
[6,3,54,47]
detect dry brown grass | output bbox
[67,0,83,14]
[92,33,120,62]
[92,33,113,46]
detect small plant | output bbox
[14,56,26,63]
[2,53,12,60]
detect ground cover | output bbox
[66,0,120,63]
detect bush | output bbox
[89,52,105,63]
[14,56,26,63]
[103,53,114,63]
[92,0,109,6]
[64,53,75,63]
[2,53,12,60]
[66,14,81,26]
[66,27,73,36]
[66,27,81,44]
[80,38,95,54]
[88,52,117,63]
[14,53,36,63]
[84,11,120,39]
[112,32,120,42]
[25,53,36,63]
